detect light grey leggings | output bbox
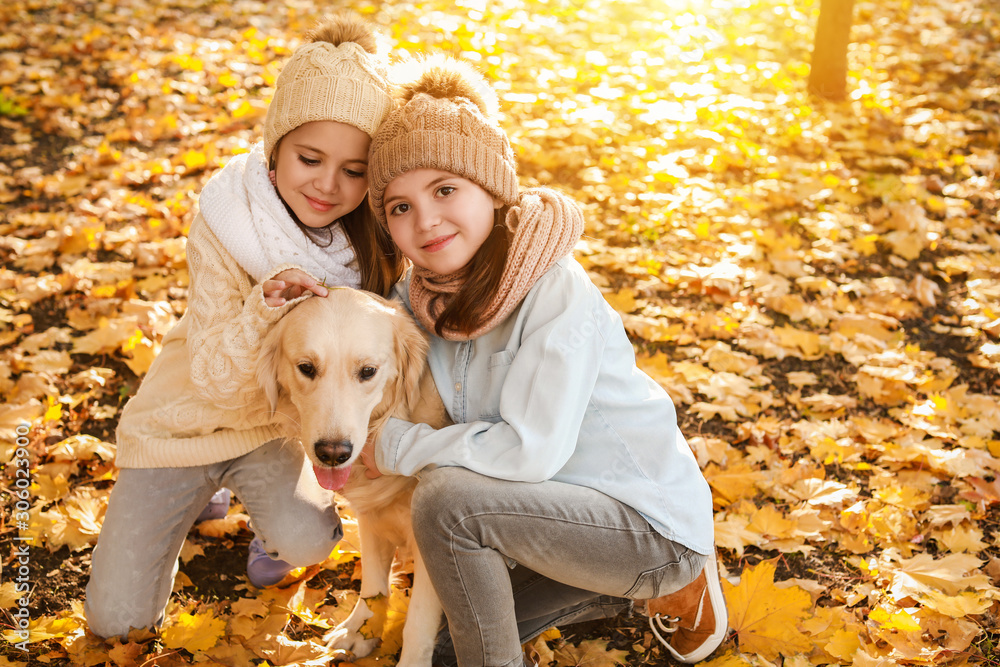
[412,467,705,667]
[85,439,342,638]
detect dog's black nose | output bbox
[315,439,353,466]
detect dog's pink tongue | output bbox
[314,464,351,491]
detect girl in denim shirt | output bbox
[363,55,727,666]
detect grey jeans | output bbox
[412,467,705,667]
[85,438,342,639]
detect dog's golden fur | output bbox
[258,288,450,666]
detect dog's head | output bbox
[257,289,429,490]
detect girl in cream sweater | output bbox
[85,13,402,638]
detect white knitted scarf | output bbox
[198,142,361,287]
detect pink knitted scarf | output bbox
[409,188,584,341]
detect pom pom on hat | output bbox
[368,55,519,225]
[396,53,499,119]
[305,13,379,52]
[263,12,394,162]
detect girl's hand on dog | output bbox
[263,269,329,307]
[361,433,382,479]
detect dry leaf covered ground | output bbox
[2,0,1000,665]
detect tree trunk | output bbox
[808,0,855,100]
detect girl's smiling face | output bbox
[384,168,502,275]
[273,121,371,229]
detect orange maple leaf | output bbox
[723,559,813,660]
[705,462,765,507]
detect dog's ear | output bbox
[390,305,431,417]
[257,318,286,417]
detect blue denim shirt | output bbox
[378,257,714,554]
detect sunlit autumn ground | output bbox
[2,0,1000,664]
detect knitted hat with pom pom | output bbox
[368,55,519,225]
[263,12,394,163]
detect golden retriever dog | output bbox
[257,288,450,667]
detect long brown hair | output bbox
[433,206,511,337]
[340,196,405,296]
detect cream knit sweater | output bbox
[115,214,304,468]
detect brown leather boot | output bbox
[643,550,728,663]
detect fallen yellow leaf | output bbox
[870,606,921,632]
[824,628,863,661]
[0,582,25,609]
[723,559,813,660]
[161,609,225,652]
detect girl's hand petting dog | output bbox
[361,433,382,479]
[263,269,329,307]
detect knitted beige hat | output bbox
[263,13,394,163]
[368,54,519,225]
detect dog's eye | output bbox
[297,361,317,379]
[359,366,377,381]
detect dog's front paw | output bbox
[323,595,387,659]
[324,625,381,659]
